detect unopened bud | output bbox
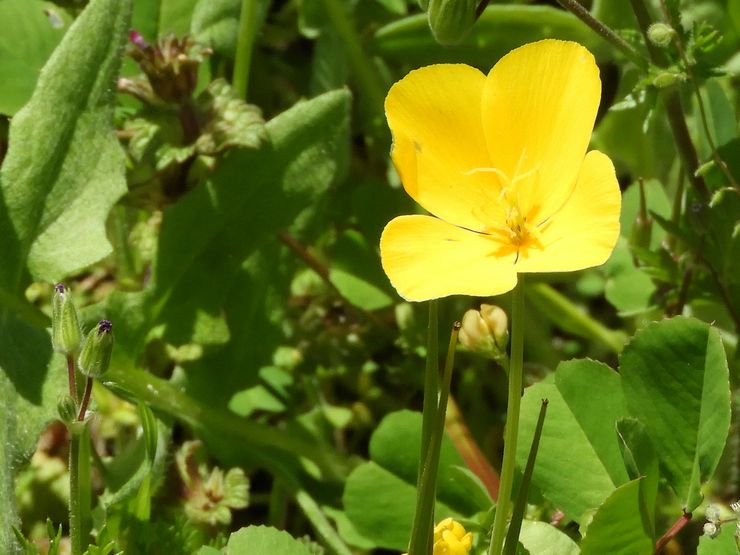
[703,521,719,538]
[459,304,508,359]
[433,518,473,555]
[51,284,82,355]
[78,320,113,378]
[57,394,78,424]
[705,504,722,523]
[652,71,684,89]
[427,0,478,46]
[647,23,675,47]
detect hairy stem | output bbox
[629,0,710,201]
[555,0,647,68]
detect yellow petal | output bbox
[380,215,517,301]
[385,64,498,232]
[515,150,621,273]
[481,40,601,224]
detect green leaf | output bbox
[0,0,130,288]
[226,525,313,555]
[191,0,269,60]
[580,479,654,555]
[516,360,630,522]
[0,320,66,554]
[159,0,199,36]
[105,90,350,373]
[343,462,461,551]
[192,0,241,57]
[697,519,740,554]
[342,410,478,551]
[619,317,731,511]
[0,1,131,550]
[603,239,657,317]
[328,230,394,311]
[518,521,580,555]
[368,410,484,514]
[614,418,657,534]
[0,0,70,115]
[371,5,611,68]
[619,179,671,248]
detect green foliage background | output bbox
[0,0,738,553]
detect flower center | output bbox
[465,150,548,262]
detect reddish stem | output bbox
[445,395,500,500]
[655,512,692,554]
[66,355,78,401]
[77,377,93,422]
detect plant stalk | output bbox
[408,300,439,554]
[555,0,647,68]
[69,426,91,555]
[233,0,258,99]
[488,280,525,555]
[628,0,710,201]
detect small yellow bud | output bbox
[458,304,509,359]
[433,518,473,555]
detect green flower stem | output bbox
[104,367,349,480]
[488,280,525,555]
[408,300,439,555]
[526,282,627,354]
[628,0,710,201]
[554,0,647,69]
[502,399,548,555]
[319,0,386,123]
[411,322,460,555]
[69,425,92,555]
[233,0,259,99]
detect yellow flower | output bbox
[432,518,473,555]
[380,40,621,301]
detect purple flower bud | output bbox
[129,30,149,50]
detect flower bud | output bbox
[427,0,478,46]
[51,283,82,355]
[433,518,473,555]
[647,23,675,47]
[77,320,113,378]
[703,521,719,538]
[652,71,684,89]
[459,304,509,359]
[705,504,721,523]
[57,394,78,424]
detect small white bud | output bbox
[703,522,719,538]
[705,504,722,523]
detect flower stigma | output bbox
[464,149,548,262]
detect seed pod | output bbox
[427,0,478,46]
[78,320,114,378]
[51,283,82,355]
[57,394,78,424]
